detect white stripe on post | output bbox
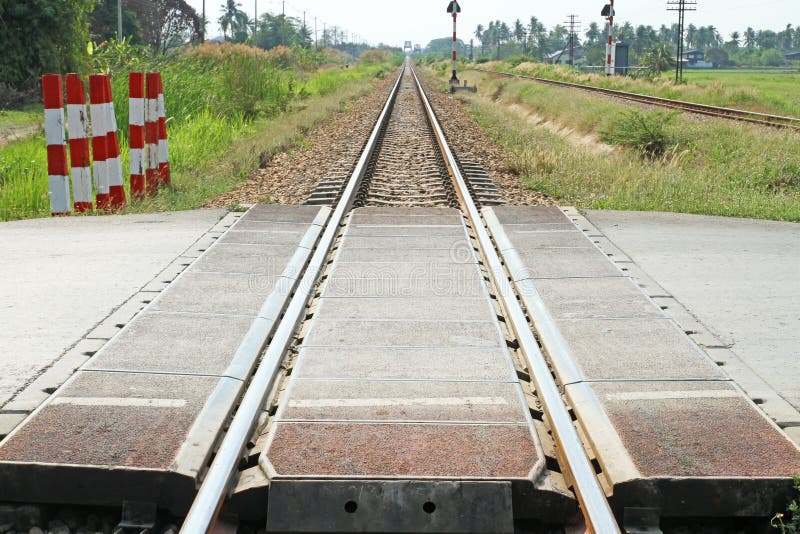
[66,73,93,212]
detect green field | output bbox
[428,65,800,221]
[477,60,800,118]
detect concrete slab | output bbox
[335,247,476,264]
[0,209,225,408]
[219,227,311,246]
[531,277,663,320]
[554,318,725,383]
[188,243,300,275]
[347,225,466,237]
[499,230,593,250]
[292,347,518,382]
[0,371,240,511]
[303,320,504,349]
[341,235,471,250]
[585,210,800,413]
[488,206,567,225]
[323,276,486,299]
[241,204,327,223]
[510,247,624,280]
[279,380,528,423]
[567,380,800,516]
[314,297,493,322]
[327,262,481,281]
[151,273,285,316]
[84,312,255,377]
[264,422,539,479]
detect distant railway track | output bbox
[471,68,800,131]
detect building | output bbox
[682,49,713,69]
[785,51,800,61]
[545,46,585,66]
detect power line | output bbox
[667,0,698,82]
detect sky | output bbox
[184,0,798,48]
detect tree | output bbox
[642,42,675,74]
[218,0,248,41]
[127,0,202,52]
[705,48,730,67]
[585,22,601,44]
[0,0,95,88]
[728,31,740,48]
[744,27,756,49]
[514,19,526,54]
[474,24,485,55]
[91,0,143,44]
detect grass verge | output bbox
[476,61,800,118]
[0,43,399,221]
[428,67,800,221]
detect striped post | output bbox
[129,72,146,199]
[104,75,126,209]
[606,0,615,76]
[145,72,160,196]
[65,74,93,213]
[89,75,110,210]
[450,9,458,84]
[42,74,71,216]
[155,72,171,187]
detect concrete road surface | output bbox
[586,210,800,417]
[0,210,226,409]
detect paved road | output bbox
[0,210,226,408]
[586,210,800,414]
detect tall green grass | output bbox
[0,43,396,220]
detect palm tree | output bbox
[642,42,675,74]
[744,27,756,49]
[474,24,485,55]
[729,31,741,47]
[219,0,247,40]
[514,19,526,54]
[585,22,601,44]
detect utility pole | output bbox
[564,15,581,67]
[117,0,123,40]
[202,0,206,42]
[253,0,258,36]
[667,0,697,82]
[314,17,318,49]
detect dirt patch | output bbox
[0,124,40,148]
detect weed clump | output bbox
[600,110,677,158]
[772,476,800,533]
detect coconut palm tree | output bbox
[744,27,756,49]
[219,0,248,41]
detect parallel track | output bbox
[181,62,620,533]
[472,67,800,131]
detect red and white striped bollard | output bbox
[65,74,93,213]
[129,72,146,199]
[104,75,126,209]
[145,72,160,196]
[155,72,171,188]
[42,74,71,216]
[89,75,110,210]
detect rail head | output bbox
[409,63,621,533]
[179,66,406,534]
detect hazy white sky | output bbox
[184,0,798,48]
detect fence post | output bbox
[42,74,71,216]
[104,75,126,209]
[65,74,93,213]
[155,72,171,187]
[89,75,110,210]
[129,72,146,199]
[145,72,160,196]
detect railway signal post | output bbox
[446,0,476,94]
[601,1,615,75]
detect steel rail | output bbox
[410,65,621,533]
[472,68,800,130]
[180,66,405,534]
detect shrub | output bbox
[600,110,677,158]
[772,476,800,533]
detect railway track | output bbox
[184,60,618,532]
[472,67,800,130]
[1,60,798,534]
